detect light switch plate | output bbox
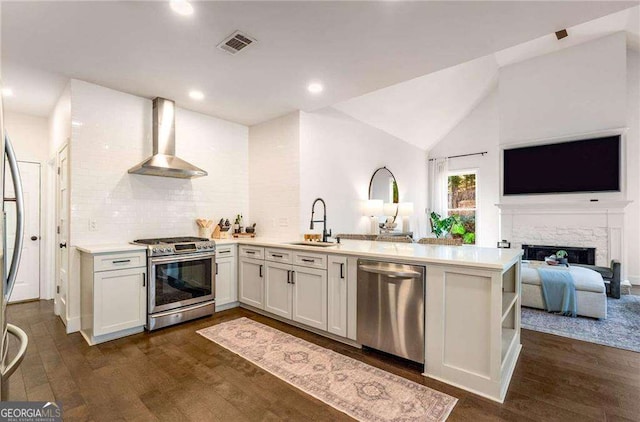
[89,219,98,231]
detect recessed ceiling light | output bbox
[2,88,14,97]
[307,83,323,94]
[170,0,194,16]
[189,90,204,100]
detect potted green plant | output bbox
[429,212,455,238]
[556,250,569,265]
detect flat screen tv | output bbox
[503,135,621,195]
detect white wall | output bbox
[300,108,428,238]
[5,111,49,162]
[428,89,500,248]
[49,83,71,157]
[248,112,300,240]
[499,32,627,146]
[65,79,248,330]
[625,48,640,284]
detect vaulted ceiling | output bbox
[334,6,639,151]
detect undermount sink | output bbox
[288,241,337,248]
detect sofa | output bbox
[572,260,621,299]
[521,265,607,319]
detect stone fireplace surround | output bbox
[497,201,631,273]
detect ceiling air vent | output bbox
[217,31,257,55]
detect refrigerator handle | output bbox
[1,323,28,381]
[4,133,24,302]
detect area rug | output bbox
[197,317,457,421]
[521,294,640,352]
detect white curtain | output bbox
[428,157,449,217]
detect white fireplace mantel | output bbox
[497,200,631,271]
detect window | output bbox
[447,171,476,244]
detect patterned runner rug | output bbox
[197,317,457,421]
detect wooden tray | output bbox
[232,233,256,238]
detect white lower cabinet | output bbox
[261,249,328,331]
[215,245,238,310]
[239,257,265,309]
[327,255,348,337]
[264,262,293,319]
[93,267,147,336]
[291,266,327,330]
[80,249,147,345]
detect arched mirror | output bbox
[368,166,399,222]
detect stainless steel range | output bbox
[132,236,216,330]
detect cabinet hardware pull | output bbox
[287,270,291,284]
[340,263,345,279]
[291,271,295,284]
[272,254,283,258]
[219,250,231,254]
[246,250,256,255]
[301,258,314,263]
[215,263,219,275]
[142,273,146,287]
[259,265,263,278]
[113,259,131,264]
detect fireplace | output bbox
[522,244,596,265]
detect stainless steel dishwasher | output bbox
[357,260,425,363]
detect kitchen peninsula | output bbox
[231,238,522,403]
[77,238,522,403]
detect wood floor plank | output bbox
[4,300,639,422]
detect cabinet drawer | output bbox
[293,251,327,270]
[265,248,293,264]
[216,244,236,258]
[94,251,146,272]
[239,245,264,260]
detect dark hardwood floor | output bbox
[5,300,639,422]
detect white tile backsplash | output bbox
[70,80,249,245]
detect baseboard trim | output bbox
[627,275,639,286]
[66,316,81,334]
[216,301,240,312]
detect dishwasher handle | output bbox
[358,264,422,279]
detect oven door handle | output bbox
[150,252,215,264]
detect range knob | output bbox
[152,248,158,253]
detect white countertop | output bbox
[234,238,522,270]
[75,238,522,270]
[76,244,148,254]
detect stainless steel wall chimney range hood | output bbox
[128,97,207,179]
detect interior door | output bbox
[55,144,69,322]
[5,162,40,302]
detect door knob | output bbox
[30,236,38,241]
[59,242,67,249]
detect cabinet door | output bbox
[292,266,327,330]
[264,262,292,319]
[215,256,237,307]
[239,258,264,309]
[328,256,348,337]
[94,267,146,336]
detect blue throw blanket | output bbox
[537,268,577,317]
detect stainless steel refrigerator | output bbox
[0,87,29,400]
